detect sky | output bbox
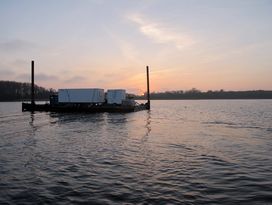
[0,0,271,94]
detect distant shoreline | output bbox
[0,98,272,103]
[1,80,271,102]
[0,99,49,102]
[135,98,272,100]
[135,90,272,100]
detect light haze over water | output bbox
[0,100,271,204]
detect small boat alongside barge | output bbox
[22,61,151,113]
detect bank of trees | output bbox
[1,81,271,101]
[137,88,272,100]
[0,81,55,101]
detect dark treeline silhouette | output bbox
[0,81,56,101]
[136,88,272,100]
[1,81,271,101]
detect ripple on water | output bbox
[0,100,272,204]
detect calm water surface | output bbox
[0,100,271,204]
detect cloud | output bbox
[16,73,29,82]
[0,69,14,76]
[127,14,195,50]
[118,40,140,62]
[0,62,17,80]
[64,76,87,83]
[0,39,37,52]
[103,26,141,64]
[36,73,59,81]
[15,73,59,82]
[11,59,29,68]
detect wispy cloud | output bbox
[16,73,30,82]
[0,39,38,52]
[11,59,29,68]
[103,26,141,64]
[118,40,140,63]
[16,73,59,82]
[127,14,195,50]
[36,73,59,82]
[0,62,14,77]
[0,69,14,76]
[64,76,87,83]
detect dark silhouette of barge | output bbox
[22,61,150,113]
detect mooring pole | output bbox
[146,65,150,110]
[31,60,35,106]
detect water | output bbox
[0,100,271,204]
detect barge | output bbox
[22,61,150,113]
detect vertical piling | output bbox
[31,60,35,106]
[146,66,150,110]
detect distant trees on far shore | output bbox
[136,88,272,100]
[0,81,55,101]
[1,81,271,101]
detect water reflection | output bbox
[143,110,152,140]
[49,112,107,125]
[29,112,35,127]
[24,112,38,169]
[1,101,272,204]
[28,112,39,134]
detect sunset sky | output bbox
[0,0,271,94]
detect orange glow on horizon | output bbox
[35,61,272,94]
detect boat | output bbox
[22,61,150,113]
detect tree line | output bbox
[1,81,271,101]
[136,88,272,100]
[0,81,56,101]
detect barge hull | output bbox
[22,103,148,113]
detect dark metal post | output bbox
[146,66,150,110]
[31,60,35,106]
